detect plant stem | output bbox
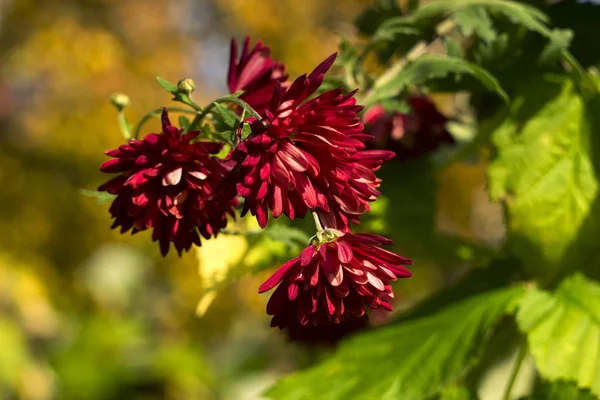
[133,107,199,139]
[116,111,131,140]
[503,340,528,400]
[311,211,323,231]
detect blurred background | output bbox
[0,0,534,399]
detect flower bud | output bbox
[177,78,196,95]
[110,93,130,111]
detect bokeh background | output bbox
[0,0,510,399]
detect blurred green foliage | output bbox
[2,0,600,399]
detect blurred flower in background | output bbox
[363,96,456,160]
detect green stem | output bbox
[133,107,199,139]
[312,211,323,232]
[503,341,528,400]
[187,95,262,134]
[116,111,131,140]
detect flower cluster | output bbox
[97,36,413,340]
[98,110,238,256]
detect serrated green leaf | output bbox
[372,0,584,82]
[369,54,507,105]
[522,380,598,400]
[517,274,600,397]
[213,102,239,130]
[375,0,549,37]
[454,5,497,43]
[156,76,178,94]
[80,189,116,205]
[487,75,598,277]
[266,286,524,400]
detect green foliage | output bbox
[213,102,239,130]
[156,76,178,94]
[437,384,477,400]
[454,5,497,43]
[522,380,598,400]
[178,115,191,131]
[266,287,524,399]
[368,54,508,105]
[444,37,464,58]
[488,75,599,278]
[517,274,600,397]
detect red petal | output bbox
[300,245,316,266]
[336,241,353,264]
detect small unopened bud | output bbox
[110,93,130,111]
[177,78,196,95]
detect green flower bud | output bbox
[177,78,196,95]
[110,93,130,111]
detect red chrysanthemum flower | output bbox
[228,36,288,116]
[363,96,455,159]
[228,54,394,230]
[259,232,412,334]
[98,109,238,256]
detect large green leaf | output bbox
[368,54,507,105]
[522,380,598,400]
[517,274,600,397]
[488,75,599,278]
[266,287,524,400]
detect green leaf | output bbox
[80,189,116,205]
[155,76,178,94]
[178,115,190,131]
[261,224,310,252]
[369,54,507,105]
[240,122,252,140]
[522,380,598,400]
[437,384,477,400]
[487,75,599,278]
[454,5,497,43]
[378,0,549,33]
[266,286,524,400]
[539,29,573,65]
[219,130,237,144]
[517,274,600,397]
[372,25,420,42]
[213,102,239,130]
[444,37,464,59]
[371,0,584,84]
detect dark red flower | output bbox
[228,36,288,116]
[228,54,394,230]
[363,96,455,159]
[259,232,412,333]
[98,109,237,256]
